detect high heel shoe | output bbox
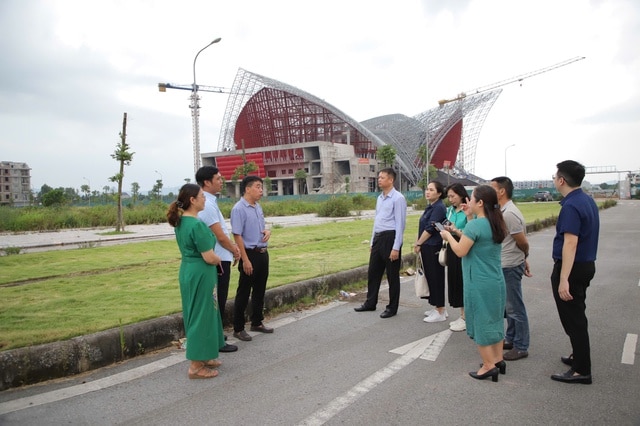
[478,360,506,374]
[469,367,499,382]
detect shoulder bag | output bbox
[414,253,430,298]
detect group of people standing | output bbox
[355,161,599,384]
[167,168,272,380]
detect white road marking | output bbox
[0,300,346,415]
[299,330,452,426]
[0,353,185,415]
[621,333,637,365]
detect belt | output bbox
[374,230,395,238]
[248,247,267,253]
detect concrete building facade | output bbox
[0,161,31,207]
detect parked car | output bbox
[534,190,553,201]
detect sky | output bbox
[1,0,639,194]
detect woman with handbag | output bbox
[413,181,447,323]
[440,185,508,382]
[444,183,472,332]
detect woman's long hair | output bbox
[446,183,469,205]
[167,183,201,227]
[472,185,507,244]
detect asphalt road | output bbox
[1,201,639,425]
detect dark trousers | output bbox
[216,261,231,326]
[422,244,445,307]
[365,232,401,313]
[234,250,269,332]
[551,260,596,375]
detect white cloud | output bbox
[0,0,638,192]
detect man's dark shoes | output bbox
[219,343,238,352]
[503,341,514,350]
[503,348,528,361]
[354,305,375,312]
[551,369,592,384]
[561,354,574,366]
[233,330,252,341]
[250,323,274,333]
[380,310,396,319]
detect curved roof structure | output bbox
[217,68,501,187]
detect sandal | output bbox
[188,365,219,380]
[205,359,222,368]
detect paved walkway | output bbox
[1,209,420,253]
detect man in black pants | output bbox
[231,176,273,341]
[550,160,599,384]
[196,166,240,353]
[354,168,407,318]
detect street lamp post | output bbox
[191,38,222,175]
[504,144,516,176]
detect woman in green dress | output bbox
[167,183,225,379]
[440,185,508,383]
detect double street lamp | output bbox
[191,38,222,174]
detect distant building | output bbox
[0,161,32,207]
[202,68,501,196]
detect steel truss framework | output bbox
[217,68,501,187]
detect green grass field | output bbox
[0,202,563,351]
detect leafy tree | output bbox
[262,177,271,197]
[130,182,140,205]
[376,145,396,168]
[344,176,350,193]
[151,179,163,200]
[109,113,134,232]
[231,161,258,182]
[80,184,91,204]
[40,184,53,196]
[295,169,308,196]
[42,189,67,207]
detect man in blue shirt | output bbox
[550,160,599,385]
[196,166,241,353]
[354,168,407,318]
[231,176,273,342]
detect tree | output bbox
[262,177,271,197]
[231,161,258,182]
[377,145,396,168]
[344,176,350,193]
[151,179,163,200]
[294,169,308,196]
[109,113,134,232]
[42,188,67,207]
[130,182,140,205]
[80,184,91,205]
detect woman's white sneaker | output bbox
[449,317,466,331]
[423,310,447,323]
[424,309,448,318]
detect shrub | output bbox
[317,196,352,217]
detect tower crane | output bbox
[158,82,232,174]
[437,56,585,106]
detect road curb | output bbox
[0,255,414,391]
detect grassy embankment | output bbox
[0,202,566,351]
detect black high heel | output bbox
[478,360,506,374]
[469,367,499,382]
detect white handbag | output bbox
[414,254,430,298]
[438,241,448,267]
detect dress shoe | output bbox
[504,348,529,361]
[469,367,499,382]
[250,324,274,333]
[354,305,376,312]
[219,343,238,353]
[380,310,396,319]
[233,330,252,341]
[551,369,592,384]
[561,354,574,366]
[478,361,506,375]
[503,341,514,350]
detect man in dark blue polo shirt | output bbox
[550,160,599,385]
